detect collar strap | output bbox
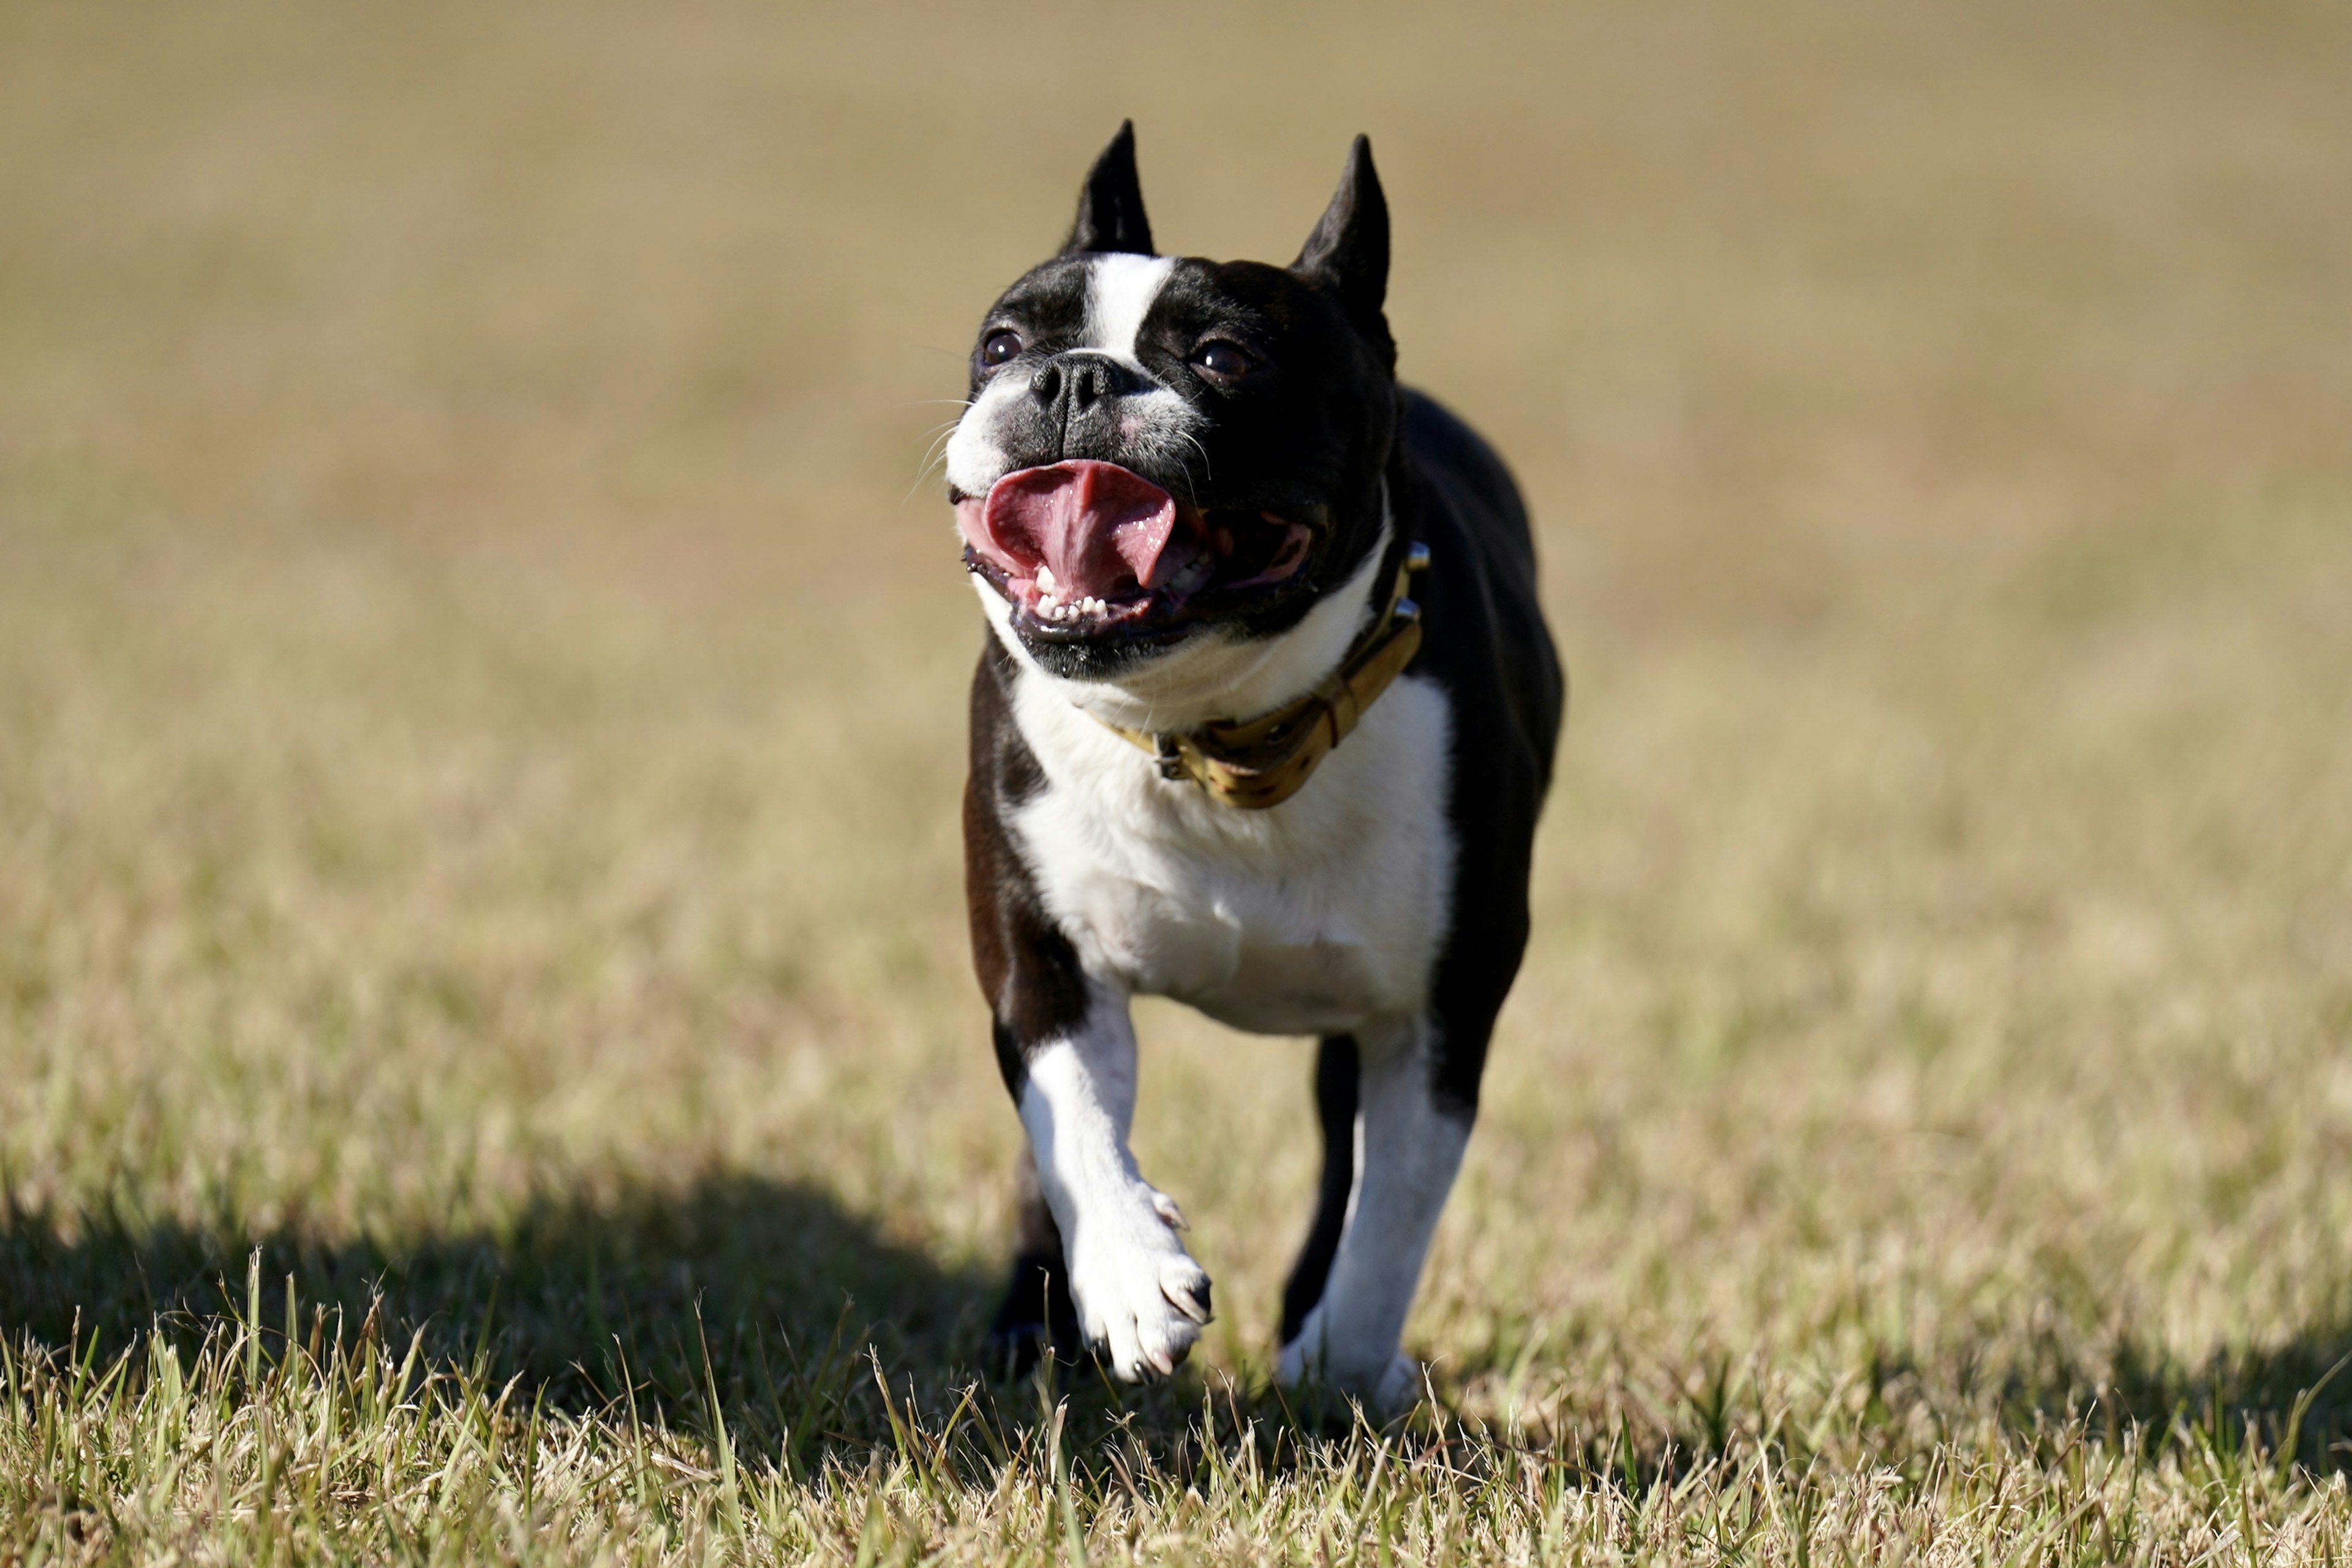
[1099,540,1430,810]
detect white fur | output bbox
[1017,996,1213,1382]
[995,549,1453,1038]
[943,373,1020,498]
[1085,254,1175,368]
[1275,1015,1469,1406]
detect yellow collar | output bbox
[1098,541,1429,810]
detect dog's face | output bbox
[946,126,1400,683]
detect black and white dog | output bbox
[949,124,1561,1408]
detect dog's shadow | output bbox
[0,1174,1005,1452]
[17,1183,2352,1478]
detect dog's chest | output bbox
[1009,673,1455,1036]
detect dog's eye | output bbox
[979,329,1023,367]
[1191,339,1256,379]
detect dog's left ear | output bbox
[1063,121,1155,256]
[1292,135,1394,371]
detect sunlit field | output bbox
[4,1,2351,1560]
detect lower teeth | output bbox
[1035,595,1124,624]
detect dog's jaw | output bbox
[973,516,1391,737]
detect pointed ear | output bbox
[1292,135,1393,368]
[1061,121,1155,256]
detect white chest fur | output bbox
[1006,665,1456,1037]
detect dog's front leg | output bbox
[1276,1014,1469,1409]
[967,649,1211,1381]
[1012,983,1213,1381]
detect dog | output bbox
[946,124,1562,1408]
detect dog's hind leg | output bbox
[1280,1034,1362,1346]
[986,1145,1085,1375]
[1276,1014,1471,1410]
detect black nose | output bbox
[1030,351,1137,415]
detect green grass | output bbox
[5,0,2352,1559]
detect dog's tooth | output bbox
[1036,564,1058,592]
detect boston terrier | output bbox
[948,124,1562,1408]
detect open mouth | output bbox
[954,461,1317,641]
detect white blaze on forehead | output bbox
[1085,254,1176,368]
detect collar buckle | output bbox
[1152,733,1189,782]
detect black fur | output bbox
[1062,119,1153,257]
[987,1145,1085,1373]
[963,636,1091,1098]
[1281,1034,1361,1344]
[1292,135,1395,373]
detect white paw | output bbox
[1371,1352,1423,1411]
[1065,1188,1212,1381]
[1277,1313,1423,1411]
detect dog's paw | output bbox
[1065,1193,1213,1382]
[1277,1319,1423,1412]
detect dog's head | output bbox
[946,124,1399,685]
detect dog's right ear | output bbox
[1292,135,1393,371]
[1061,121,1155,256]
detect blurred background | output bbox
[2,0,2348,1405]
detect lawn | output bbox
[3,1,2350,1560]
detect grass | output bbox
[4,0,2352,1559]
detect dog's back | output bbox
[1377,386,1564,1114]
[1397,386,1562,785]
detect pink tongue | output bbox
[956,461,1180,598]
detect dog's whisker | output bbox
[897,416,975,508]
[1177,431,1215,486]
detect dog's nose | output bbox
[1030,351,1136,415]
